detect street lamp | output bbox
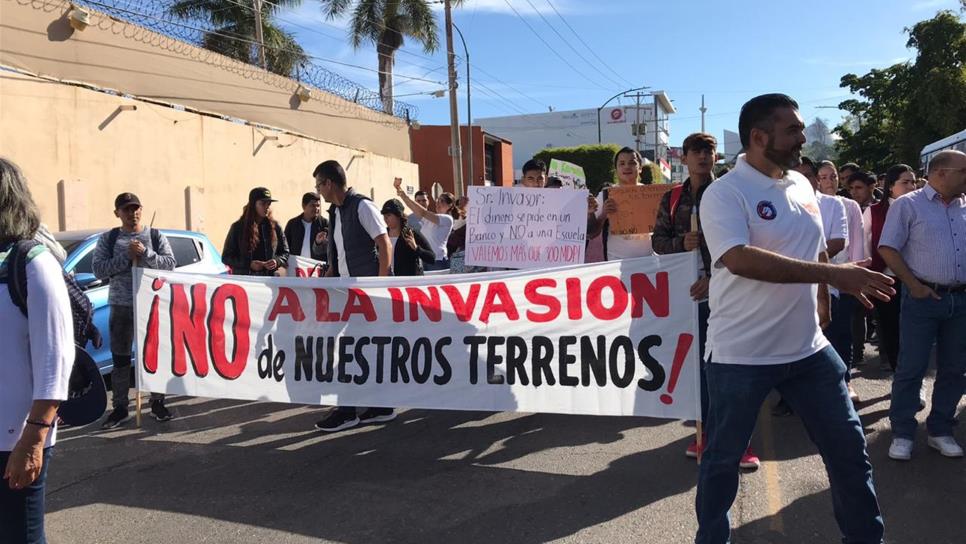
[452,23,473,189]
[597,86,649,144]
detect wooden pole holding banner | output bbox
[691,210,703,461]
[135,212,156,428]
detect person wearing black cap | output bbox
[93,192,177,428]
[381,198,435,276]
[284,192,329,261]
[221,187,290,277]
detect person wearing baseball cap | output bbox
[222,187,289,277]
[93,192,177,428]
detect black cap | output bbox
[114,192,141,210]
[302,192,321,207]
[380,198,405,218]
[249,187,277,203]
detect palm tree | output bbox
[320,0,455,114]
[169,0,309,78]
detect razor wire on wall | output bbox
[39,0,418,122]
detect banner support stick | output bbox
[692,209,703,463]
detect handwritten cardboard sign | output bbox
[549,159,587,189]
[465,186,588,269]
[607,184,676,235]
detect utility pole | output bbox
[253,0,267,70]
[444,0,464,199]
[453,23,472,189]
[623,90,651,156]
[700,94,707,133]
[654,93,660,166]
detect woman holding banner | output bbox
[394,179,460,271]
[222,187,290,276]
[587,147,656,261]
[0,158,74,543]
[381,199,435,276]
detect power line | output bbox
[520,0,625,89]
[544,0,634,88]
[472,64,548,110]
[500,0,613,92]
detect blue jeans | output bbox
[890,291,966,439]
[696,346,883,544]
[825,294,855,382]
[0,447,52,544]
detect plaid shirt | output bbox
[651,177,713,275]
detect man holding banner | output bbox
[695,94,891,544]
[313,160,395,432]
[652,133,761,469]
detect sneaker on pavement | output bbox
[927,436,964,458]
[359,407,397,424]
[740,447,761,470]
[315,410,361,432]
[101,407,130,430]
[685,436,707,459]
[889,438,914,461]
[150,399,174,421]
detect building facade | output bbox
[409,125,513,196]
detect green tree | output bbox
[320,0,459,114]
[169,0,308,78]
[836,6,966,171]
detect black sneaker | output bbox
[359,408,396,425]
[771,399,794,418]
[101,407,130,429]
[150,399,174,422]
[314,410,361,432]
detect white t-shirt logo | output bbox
[756,200,777,220]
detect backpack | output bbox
[6,240,102,349]
[106,227,162,258]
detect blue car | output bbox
[54,229,229,375]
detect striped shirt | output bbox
[878,184,966,286]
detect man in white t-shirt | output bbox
[312,160,393,433]
[695,94,892,544]
[284,192,329,261]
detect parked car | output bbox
[54,229,229,375]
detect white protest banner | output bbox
[287,255,326,278]
[134,253,700,420]
[549,159,587,189]
[464,186,588,270]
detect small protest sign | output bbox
[549,159,587,189]
[607,184,675,235]
[287,255,325,278]
[465,186,588,269]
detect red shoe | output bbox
[740,447,761,470]
[685,435,707,459]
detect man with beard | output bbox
[695,94,891,544]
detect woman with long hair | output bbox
[222,187,290,276]
[0,158,74,543]
[394,178,461,270]
[380,199,435,276]
[587,147,656,261]
[863,164,917,371]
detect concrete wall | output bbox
[0,72,418,245]
[0,0,413,160]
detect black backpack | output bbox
[5,240,102,349]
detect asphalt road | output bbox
[44,344,964,543]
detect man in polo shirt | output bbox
[313,160,394,433]
[879,149,966,461]
[696,94,892,544]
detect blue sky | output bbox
[275,0,962,145]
